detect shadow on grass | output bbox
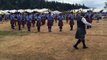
[0,52,56,60]
[0,31,29,36]
[87,34,107,37]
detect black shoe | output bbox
[73,45,78,49]
[70,29,73,31]
[49,31,51,32]
[28,30,30,31]
[19,29,21,30]
[60,30,62,32]
[83,47,88,49]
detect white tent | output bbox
[17,9,25,13]
[43,12,49,14]
[37,8,49,13]
[28,8,49,13]
[2,10,9,14]
[93,8,103,12]
[52,10,62,14]
[71,9,79,13]
[24,9,34,13]
[82,9,90,12]
[9,10,17,13]
[0,10,5,14]
[32,9,39,12]
[103,9,107,12]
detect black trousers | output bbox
[27,22,31,31]
[37,26,40,32]
[59,26,62,31]
[10,21,15,29]
[70,25,73,30]
[11,24,15,29]
[18,21,21,30]
[74,39,87,48]
[48,26,52,32]
[87,26,91,29]
[22,21,26,28]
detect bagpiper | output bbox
[68,12,74,31]
[21,13,26,28]
[74,13,92,49]
[9,13,15,30]
[36,14,42,32]
[47,12,54,32]
[57,14,64,32]
[41,13,46,25]
[65,14,69,23]
[26,13,32,31]
[85,11,93,29]
[16,13,22,30]
[31,13,35,27]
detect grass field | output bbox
[0,20,107,60]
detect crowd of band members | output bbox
[0,11,100,32]
[0,11,104,49]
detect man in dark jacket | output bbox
[73,13,92,49]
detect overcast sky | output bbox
[47,0,107,8]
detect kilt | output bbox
[54,17,57,20]
[87,19,92,23]
[75,28,86,39]
[4,17,8,20]
[69,20,74,26]
[36,21,41,26]
[27,21,31,27]
[54,18,57,23]
[22,20,26,25]
[14,19,17,23]
[32,20,35,24]
[14,19,17,25]
[58,21,63,26]
[42,19,45,23]
[47,20,53,27]
[18,20,21,25]
[10,20,14,24]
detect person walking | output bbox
[26,13,31,31]
[73,13,92,49]
[57,14,64,32]
[68,12,74,31]
[10,13,15,30]
[47,12,54,32]
[36,14,42,32]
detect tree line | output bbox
[0,0,88,11]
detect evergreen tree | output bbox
[0,0,89,11]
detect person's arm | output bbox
[81,17,92,26]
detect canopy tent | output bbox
[22,8,49,13]
[1,10,9,14]
[71,9,79,13]
[24,9,34,13]
[82,9,90,12]
[71,8,93,13]
[51,10,62,14]
[37,8,49,13]
[32,9,39,12]
[0,8,49,14]
[103,9,107,12]
[17,9,25,13]
[0,11,4,14]
[93,8,103,12]
[9,10,17,13]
